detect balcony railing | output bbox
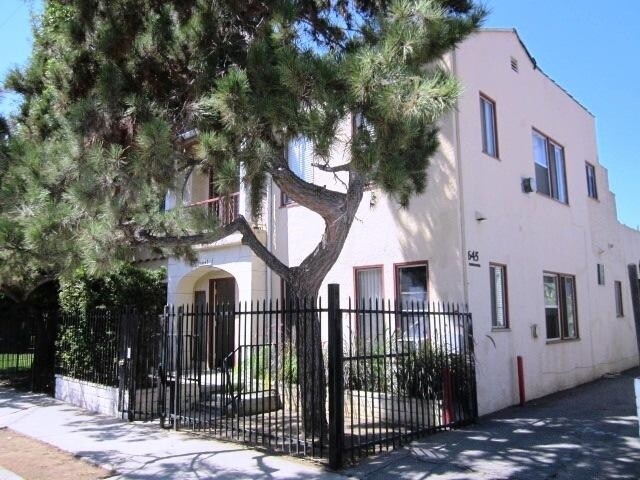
[189,192,240,225]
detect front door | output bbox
[208,278,236,369]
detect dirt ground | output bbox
[0,427,114,480]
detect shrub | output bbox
[57,264,166,385]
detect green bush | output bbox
[57,264,166,385]
[59,264,166,314]
[395,342,475,408]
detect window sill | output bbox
[535,191,570,207]
[482,151,500,161]
[491,327,510,332]
[616,315,624,318]
[546,337,580,345]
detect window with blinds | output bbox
[283,135,315,205]
[490,264,508,328]
[355,266,384,343]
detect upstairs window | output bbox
[533,131,568,204]
[480,95,498,158]
[287,135,314,183]
[586,162,598,199]
[283,135,314,205]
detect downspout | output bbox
[452,48,470,306]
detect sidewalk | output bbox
[0,390,345,480]
[2,369,639,479]
[346,367,640,479]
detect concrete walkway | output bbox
[346,367,640,479]
[0,390,345,479]
[1,369,639,479]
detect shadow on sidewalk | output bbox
[347,368,640,479]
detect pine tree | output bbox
[1,0,485,431]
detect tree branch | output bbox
[134,216,292,282]
[311,162,351,173]
[269,157,346,222]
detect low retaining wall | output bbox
[55,374,120,417]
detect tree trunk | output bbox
[289,283,327,441]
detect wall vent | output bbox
[510,57,519,72]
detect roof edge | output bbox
[477,28,594,118]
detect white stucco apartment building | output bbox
[146,29,640,416]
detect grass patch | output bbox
[0,353,33,373]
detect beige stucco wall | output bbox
[166,233,266,306]
[272,105,466,309]
[162,29,640,417]
[454,30,640,415]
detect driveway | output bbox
[346,367,640,479]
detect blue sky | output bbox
[1,0,639,227]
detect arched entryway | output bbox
[176,267,239,369]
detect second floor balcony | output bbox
[189,192,240,226]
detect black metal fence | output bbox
[145,299,330,458]
[0,314,36,386]
[0,309,56,392]
[3,284,477,468]
[55,308,164,421]
[57,310,122,387]
[116,285,476,467]
[337,294,476,464]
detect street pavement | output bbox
[1,368,639,479]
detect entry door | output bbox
[208,278,236,369]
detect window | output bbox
[533,131,568,203]
[480,95,498,157]
[395,262,429,341]
[396,263,428,309]
[614,281,624,317]
[282,135,314,205]
[544,273,578,340]
[586,162,598,199]
[597,264,605,285]
[355,266,384,342]
[490,264,508,328]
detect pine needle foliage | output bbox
[0,0,484,295]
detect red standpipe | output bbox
[517,355,526,406]
[443,367,454,424]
